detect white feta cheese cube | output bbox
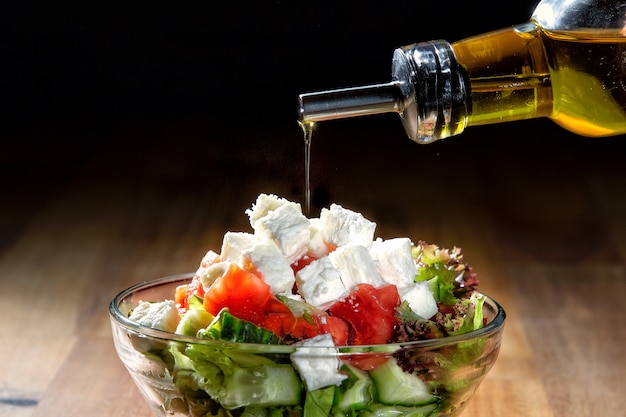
[399,282,438,320]
[291,333,348,391]
[296,256,348,308]
[328,243,385,290]
[307,218,331,258]
[198,261,230,290]
[129,300,180,332]
[193,250,225,289]
[241,239,295,294]
[198,249,220,267]
[369,237,418,291]
[319,204,376,248]
[245,193,302,226]
[220,232,255,262]
[253,204,310,264]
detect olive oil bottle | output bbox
[298,0,626,143]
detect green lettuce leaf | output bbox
[303,386,335,417]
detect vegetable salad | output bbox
[128,194,487,417]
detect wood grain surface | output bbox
[1,116,625,417]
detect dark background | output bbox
[3,1,536,131]
[2,1,625,262]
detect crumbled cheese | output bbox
[291,333,348,391]
[296,256,348,308]
[199,250,220,267]
[241,239,295,294]
[198,261,230,290]
[307,218,331,258]
[193,250,228,289]
[369,237,418,291]
[319,203,376,248]
[328,243,385,290]
[399,282,438,320]
[246,193,303,226]
[220,232,255,262]
[252,204,311,264]
[129,300,180,332]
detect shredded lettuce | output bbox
[303,386,335,417]
[412,241,479,304]
[444,293,485,336]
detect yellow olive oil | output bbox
[452,23,626,136]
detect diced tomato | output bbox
[188,275,205,299]
[260,312,298,337]
[313,315,350,345]
[288,317,323,340]
[328,284,401,346]
[175,274,206,314]
[174,284,189,313]
[345,351,392,371]
[205,264,272,321]
[291,242,338,274]
[280,314,349,345]
[291,255,316,274]
[176,251,221,314]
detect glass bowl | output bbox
[110,273,505,417]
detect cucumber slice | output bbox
[369,359,437,406]
[334,364,373,412]
[221,364,302,409]
[175,308,214,337]
[198,308,282,344]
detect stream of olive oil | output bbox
[298,120,315,216]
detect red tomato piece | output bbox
[174,284,189,314]
[261,312,296,336]
[280,314,349,345]
[328,284,400,346]
[314,315,350,346]
[175,274,207,314]
[291,242,338,274]
[188,275,205,300]
[177,252,221,314]
[345,352,392,371]
[289,316,323,340]
[203,263,273,323]
[291,255,316,274]
[264,299,300,337]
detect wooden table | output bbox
[1,117,625,417]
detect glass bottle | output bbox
[298,0,626,144]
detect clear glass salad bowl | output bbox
[110,273,506,417]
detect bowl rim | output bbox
[109,273,506,351]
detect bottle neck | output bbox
[298,41,470,144]
[297,82,405,123]
[392,40,470,143]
